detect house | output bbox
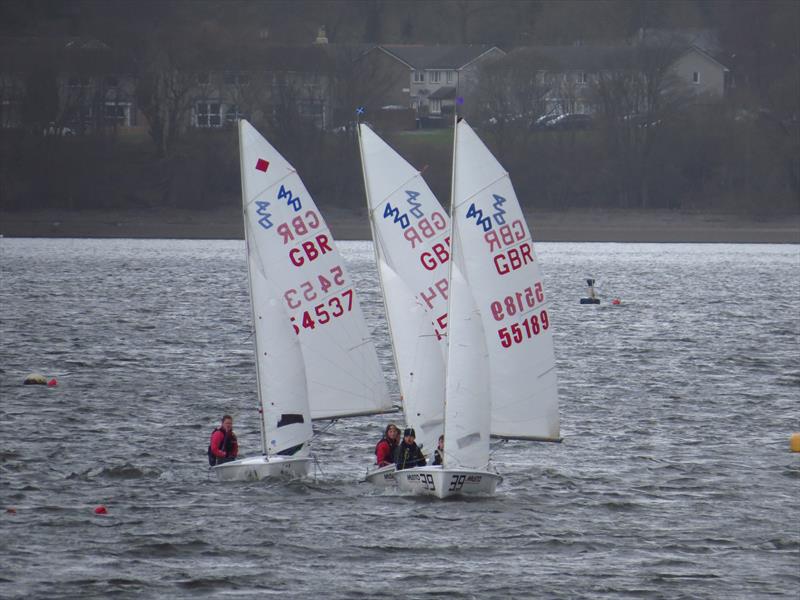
[366,44,505,125]
[0,36,138,133]
[190,44,336,131]
[506,41,729,118]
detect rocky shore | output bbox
[1,207,798,243]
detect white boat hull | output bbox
[364,464,397,487]
[395,466,501,499]
[212,455,312,482]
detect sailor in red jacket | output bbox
[375,423,400,467]
[209,415,239,466]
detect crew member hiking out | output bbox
[375,423,400,467]
[396,428,426,470]
[208,415,239,466]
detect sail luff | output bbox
[356,124,403,422]
[452,120,560,442]
[357,124,447,454]
[239,119,389,434]
[239,119,269,455]
[443,116,493,470]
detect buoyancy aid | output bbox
[375,438,397,466]
[207,427,237,465]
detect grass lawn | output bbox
[387,128,453,152]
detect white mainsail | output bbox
[358,124,447,453]
[239,120,391,430]
[451,119,560,442]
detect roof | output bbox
[509,45,638,71]
[0,36,134,74]
[507,43,728,72]
[378,45,502,69]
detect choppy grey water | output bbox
[0,238,798,599]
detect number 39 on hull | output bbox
[395,466,502,499]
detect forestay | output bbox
[358,124,447,453]
[240,120,391,423]
[451,119,560,441]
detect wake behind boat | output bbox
[212,120,390,482]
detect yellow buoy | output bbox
[791,433,800,453]
[23,373,47,385]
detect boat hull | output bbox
[364,464,397,487]
[212,455,312,482]
[395,466,501,499]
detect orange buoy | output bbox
[94,505,108,515]
[47,378,58,387]
[790,433,800,453]
[611,298,621,305]
[7,507,17,514]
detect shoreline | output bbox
[1,208,798,243]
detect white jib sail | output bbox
[452,119,560,441]
[442,251,492,470]
[358,124,447,453]
[239,120,391,422]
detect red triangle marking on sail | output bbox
[255,158,269,172]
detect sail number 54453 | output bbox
[498,310,549,348]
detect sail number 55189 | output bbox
[490,283,544,321]
[498,310,549,348]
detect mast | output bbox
[441,108,460,469]
[356,118,405,423]
[238,119,269,455]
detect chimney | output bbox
[315,26,328,45]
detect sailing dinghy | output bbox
[395,117,559,498]
[213,120,391,482]
[357,124,449,487]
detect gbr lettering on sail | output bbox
[381,190,450,340]
[464,195,550,351]
[255,182,355,336]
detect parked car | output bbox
[621,113,661,128]
[43,122,75,136]
[531,113,560,130]
[545,113,593,131]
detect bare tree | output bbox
[470,51,553,160]
[591,40,692,208]
[134,42,196,159]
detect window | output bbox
[429,98,442,114]
[223,71,250,86]
[430,71,441,83]
[692,71,700,84]
[104,103,126,121]
[196,102,221,127]
[413,70,424,83]
[68,76,90,88]
[224,105,248,125]
[446,71,453,83]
